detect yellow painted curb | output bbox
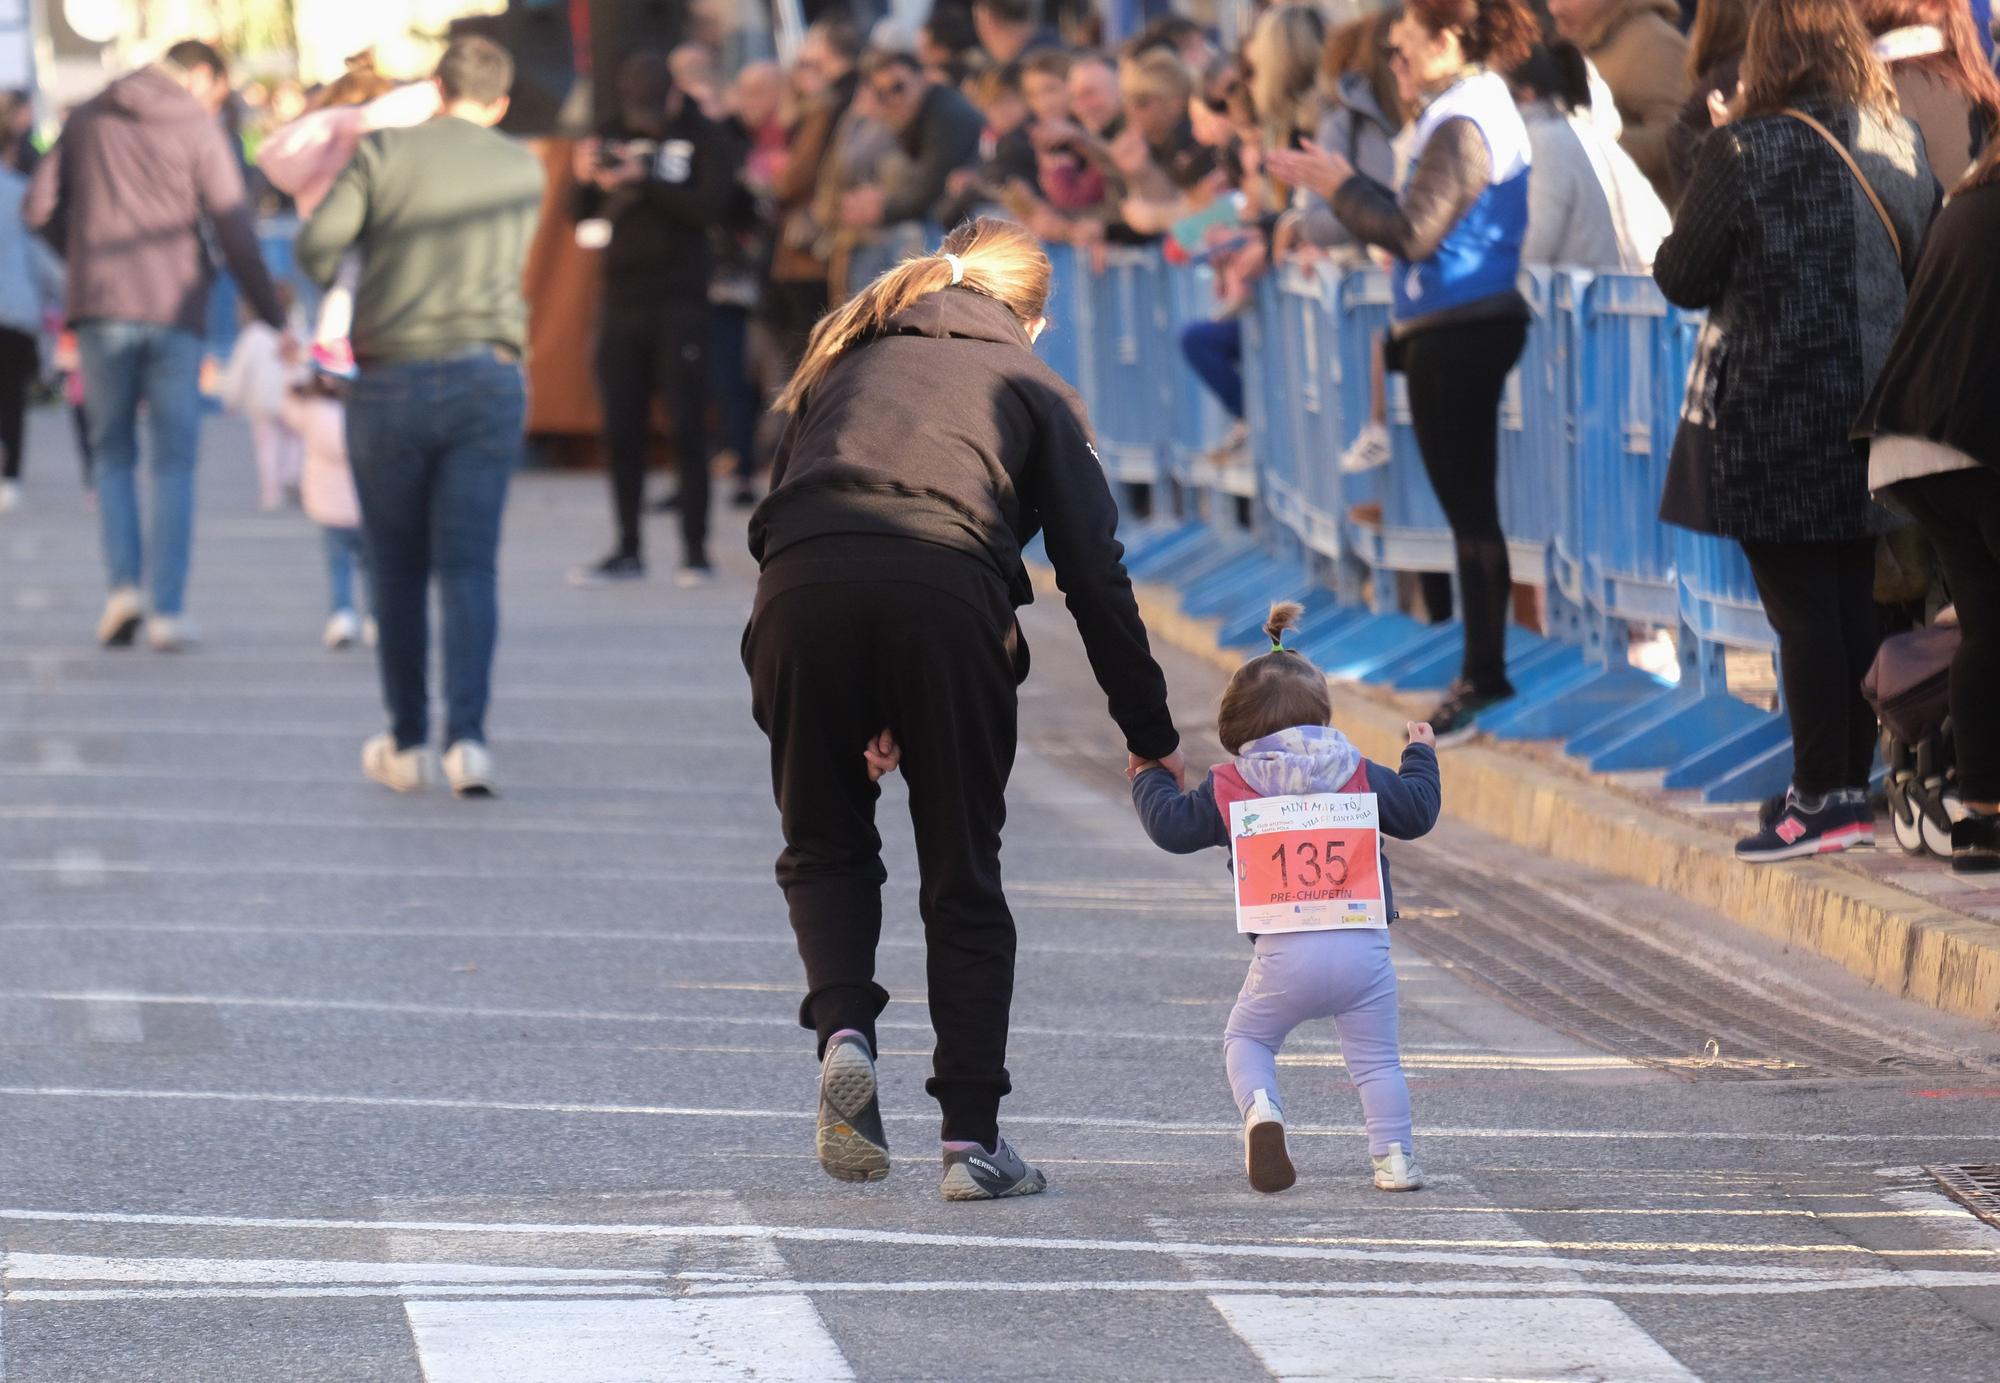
[1118,575,2000,1030]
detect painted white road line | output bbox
[404,1297,855,1383]
[1211,1295,1700,1380]
[0,921,1251,963]
[0,992,1292,1049]
[0,1207,1972,1285]
[2,1253,655,1285]
[33,738,81,772]
[0,1085,1975,1143]
[5,1285,661,1303]
[673,1272,2000,1298]
[78,999,142,1044]
[50,847,105,887]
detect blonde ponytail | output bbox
[774,217,1055,413]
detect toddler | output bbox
[1131,602,1441,1193]
[281,372,370,650]
[217,287,302,511]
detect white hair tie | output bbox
[942,253,966,285]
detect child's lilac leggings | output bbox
[1224,927,1412,1156]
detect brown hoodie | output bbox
[24,66,284,335]
[1580,0,1692,205]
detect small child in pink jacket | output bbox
[260,77,437,648]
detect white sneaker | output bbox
[673,566,715,590]
[97,587,145,647]
[0,480,18,513]
[362,733,433,793]
[442,740,496,798]
[146,616,194,652]
[1340,421,1393,474]
[1243,1090,1296,1193]
[1371,1144,1425,1191]
[323,609,362,650]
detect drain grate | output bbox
[1927,1165,2000,1229]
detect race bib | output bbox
[1230,793,1387,934]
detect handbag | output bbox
[1780,108,1903,268]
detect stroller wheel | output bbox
[1919,788,1958,859]
[1892,794,1926,854]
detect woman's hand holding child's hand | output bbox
[1406,722,1436,749]
[863,729,901,782]
[1126,748,1188,789]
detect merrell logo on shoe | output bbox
[1775,818,1807,844]
[969,1158,999,1177]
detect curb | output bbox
[1124,578,2000,1031]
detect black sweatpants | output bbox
[1740,535,1881,797]
[1885,469,2000,802]
[0,326,38,481]
[745,558,1021,1148]
[596,299,710,568]
[1401,316,1528,695]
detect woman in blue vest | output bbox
[1271,0,1539,744]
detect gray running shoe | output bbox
[939,1137,1047,1201]
[816,1034,889,1182]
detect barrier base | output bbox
[1305,612,1451,681]
[1480,664,1667,742]
[1121,522,1213,579]
[1381,625,1571,695]
[1184,553,1308,619]
[1579,689,1777,774]
[1696,735,1794,805]
[1219,587,1344,651]
[1662,712,1792,796]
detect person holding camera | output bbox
[570,50,739,589]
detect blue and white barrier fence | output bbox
[1036,243,1790,805]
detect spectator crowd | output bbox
[0,0,1997,872]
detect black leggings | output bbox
[596,299,710,567]
[1401,316,1529,695]
[745,560,1021,1147]
[1740,535,1881,797]
[0,326,38,481]
[1885,470,2000,802]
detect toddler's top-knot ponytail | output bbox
[1219,600,1332,753]
[1263,601,1305,652]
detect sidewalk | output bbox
[1116,577,2000,1029]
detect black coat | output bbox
[1654,99,1937,542]
[750,287,1177,759]
[1856,180,2000,472]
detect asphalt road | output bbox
[1,413,1998,1382]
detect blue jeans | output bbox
[76,322,206,616]
[345,351,525,751]
[1180,318,1244,419]
[707,303,757,477]
[322,525,369,616]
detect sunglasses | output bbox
[872,78,915,102]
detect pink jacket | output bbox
[257,83,440,217]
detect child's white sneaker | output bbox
[1371,1144,1424,1191]
[362,733,433,793]
[323,609,361,650]
[0,479,19,513]
[442,740,496,798]
[1243,1090,1296,1194]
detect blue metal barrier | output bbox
[1038,245,1790,803]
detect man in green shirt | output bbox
[297,35,544,799]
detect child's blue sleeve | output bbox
[1131,767,1229,854]
[1366,744,1441,839]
